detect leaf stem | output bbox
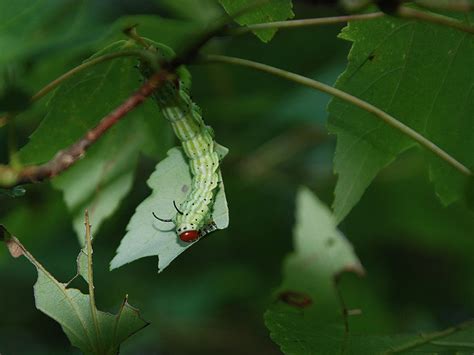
[384,319,474,353]
[34,49,158,102]
[397,6,474,34]
[84,211,102,352]
[0,49,158,128]
[227,12,385,35]
[0,5,246,187]
[414,0,474,12]
[0,70,171,188]
[1,231,96,349]
[226,7,474,36]
[201,55,472,177]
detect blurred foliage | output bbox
[0,0,473,354]
[265,187,364,353]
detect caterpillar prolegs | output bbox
[139,45,222,243]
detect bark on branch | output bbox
[0,71,170,188]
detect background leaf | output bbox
[2,1,474,353]
[19,40,140,164]
[218,0,294,42]
[18,40,171,242]
[0,225,148,354]
[110,145,229,272]
[349,321,474,353]
[51,115,158,244]
[264,186,364,353]
[327,13,474,222]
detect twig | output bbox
[0,1,276,188]
[226,6,474,37]
[33,49,158,102]
[0,71,170,188]
[201,55,472,177]
[414,0,474,12]
[397,6,474,34]
[227,12,385,35]
[384,319,474,353]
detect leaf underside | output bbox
[327,14,474,222]
[110,145,229,272]
[19,40,170,243]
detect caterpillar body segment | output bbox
[152,80,221,243]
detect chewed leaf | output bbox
[327,14,474,222]
[218,0,294,42]
[110,145,229,272]
[264,187,364,353]
[22,40,156,243]
[0,224,149,354]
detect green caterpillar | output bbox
[139,42,221,243]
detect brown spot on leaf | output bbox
[1,226,24,258]
[7,239,23,258]
[277,290,313,308]
[181,185,189,193]
[326,238,335,247]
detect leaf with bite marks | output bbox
[0,223,148,354]
[110,145,229,272]
[327,14,474,222]
[264,187,364,354]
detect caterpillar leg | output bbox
[199,221,218,238]
[173,200,183,215]
[152,212,173,223]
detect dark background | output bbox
[1,1,473,353]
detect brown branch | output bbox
[0,1,276,189]
[0,71,170,188]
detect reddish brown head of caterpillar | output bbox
[179,230,200,243]
[277,291,313,308]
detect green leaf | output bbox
[19,40,140,164]
[263,186,474,353]
[0,0,67,68]
[349,320,474,353]
[110,145,229,272]
[19,40,170,242]
[218,0,294,42]
[0,0,110,83]
[264,186,364,354]
[0,224,149,354]
[327,14,474,222]
[51,116,151,244]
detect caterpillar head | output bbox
[179,230,200,243]
[176,223,200,243]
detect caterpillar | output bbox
[139,42,221,243]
